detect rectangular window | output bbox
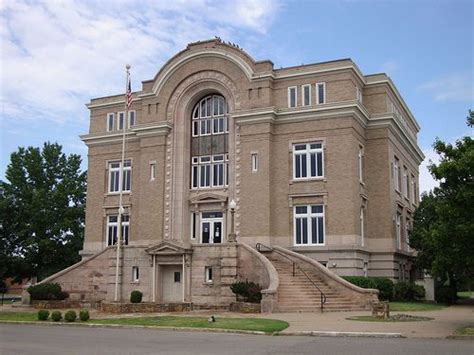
[411,175,416,204]
[132,266,139,282]
[294,205,325,245]
[293,142,323,180]
[405,219,411,251]
[288,86,297,108]
[150,163,156,181]
[106,214,129,246]
[316,82,326,104]
[360,208,365,247]
[128,110,135,128]
[251,153,258,172]
[395,213,401,249]
[404,168,410,198]
[108,160,131,193]
[393,157,400,191]
[191,155,228,189]
[191,212,197,239]
[174,271,181,283]
[205,267,213,283]
[107,113,115,132]
[302,84,311,106]
[118,112,125,130]
[358,145,364,183]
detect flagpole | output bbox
[114,64,130,302]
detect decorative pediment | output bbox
[189,192,228,205]
[145,241,192,255]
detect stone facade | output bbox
[40,39,423,310]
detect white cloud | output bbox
[419,146,439,194]
[0,0,279,125]
[419,71,474,102]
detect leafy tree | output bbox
[410,112,474,293]
[0,142,86,281]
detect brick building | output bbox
[40,39,423,312]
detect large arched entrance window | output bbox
[191,94,229,189]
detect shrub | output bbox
[64,310,77,322]
[230,280,262,303]
[435,285,456,304]
[37,310,49,321]
[27,283,68,301]
[372,278,394,301]
[342,276,377,290]
[393,282,425,301]
[51,311,62,322]
[130,290,143,303]
[79,309,90,321]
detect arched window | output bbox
[191,95,229,189]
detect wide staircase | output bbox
[257,244,373,312]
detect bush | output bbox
[37,310,49,321]
[393,282,425,301]
[342,276,394,300]
[130,290,143,303]
[230,280,262,303]
[27,283,68,301]
[372,278,394,301]
[435,285,456,304]
[64,310,77,322]
[51,311,62,322]
[79,309,90,321]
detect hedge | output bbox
[27,283,69,301]
[342,276,394,301]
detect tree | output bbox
[0,142,86,281]
[410,112,474,294]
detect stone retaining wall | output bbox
[102,302,192,314]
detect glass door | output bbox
[201,212,223,244]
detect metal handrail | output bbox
[256,243,327,311]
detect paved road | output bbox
[0,324,472,355]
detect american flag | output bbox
[126,73,132,109]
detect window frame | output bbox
[205,267,213,283]
[107,113,115,132]
[150,162,156,181]
[302,84,311,106]
[128,110,136,128]
[395,212,401,249]
[293,204,325,246]
[288,86,297,108]
[360,207,365,247]
[316,82,326,105]
[118,111,125,130]
[106,214,129,246]
[292,142,324,180]
[132,266,139,282]
[108,159,132,194]
[404,167,410,199]
[251,153,258,172]
[191,154,228,190]
[393,157,401,192]
[358,145,364,183]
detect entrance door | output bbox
[161,265,183,302]
[201,212,223,244]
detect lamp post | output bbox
[228,199,237,242]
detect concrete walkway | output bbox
[259,305,474,338]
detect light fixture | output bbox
[229,199,237,210]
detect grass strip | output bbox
[388,302,445,312]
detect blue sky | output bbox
[1,0,472,192]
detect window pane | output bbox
[304,86,310,105]
[310,153,316,177]
[311,217,317,244]
[296,218,302,244]
[295,154,301,178]
[295,144,306,151]
[205,165,210,186]
[318,84,325,104]
[302,218,308,244]
[301,154,307,177]
[317,217,324,244]
[213,97,219,116]
[295,206,307,214]
[316,152,323,176]
[310,143,321,149]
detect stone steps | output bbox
[262,252,365,312]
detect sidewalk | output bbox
[259,304,474,338]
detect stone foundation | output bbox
[229,302,260,313]
[102,302,192,314]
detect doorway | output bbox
[161,265,183,302]
[200,211,223,244]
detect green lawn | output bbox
[93,316,289,333]
[389,302,446,312]
[457,291,473,299]
[0,312,288,333]
[455,325,474,336]
[0,312,38,321]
